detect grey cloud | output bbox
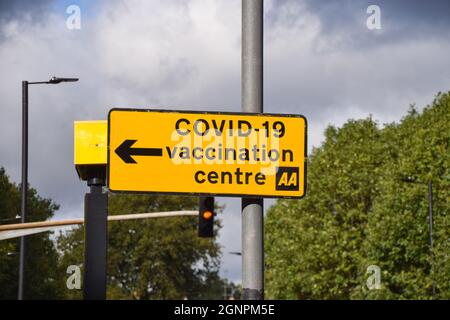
[264,0,450,149]
[267,0,450,50]
[0,0,54,22]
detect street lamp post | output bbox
[402,177,436,299]
[18,77,78,300]
[427,180,435,298]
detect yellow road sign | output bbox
[108,109,307,198]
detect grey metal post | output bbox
[428,181,433,251]
[241,0,264,300]
[18,81,28,300]
[428,181,435,298]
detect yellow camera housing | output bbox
[74,120,107,181]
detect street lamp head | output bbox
[48,77,79,84]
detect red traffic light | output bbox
[199,197,214,238]
[202,210,213,220]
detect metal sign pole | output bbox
[83,178,108,300]
[241,0,264,300]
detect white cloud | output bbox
[92,0,241,108]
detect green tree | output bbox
[58,193,224,299]
[265,92,450,299]
[354,93,450,299]
[0,167,62,299]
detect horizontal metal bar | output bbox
[0,211,198,240]
[0,226,64,241]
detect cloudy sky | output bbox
[1,0,449,283]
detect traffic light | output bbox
[198,196,214,238]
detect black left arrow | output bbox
[115,139,163,164]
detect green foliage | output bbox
[0,167,62,299]
[265,92,450,299]
[58,194,225,299]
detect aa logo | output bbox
[275,167,299,191]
